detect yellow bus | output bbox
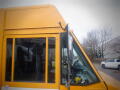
[0,5,108,90]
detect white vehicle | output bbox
[101,59,120,70]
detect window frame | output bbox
[117,60,120,62]
[108,60,114,62]
[2,34,60,89]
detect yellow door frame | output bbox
[0,9,4,89]
[2,34,60,89]
[0,34,3,89]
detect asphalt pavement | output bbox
[93,62,120,81]
[93,62,120,90]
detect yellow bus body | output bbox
[0,5,116,90]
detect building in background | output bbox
[104,36,120,59]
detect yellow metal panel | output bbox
[0,36,3,89]
[5,82,59,89]
[4,28,65,35]
[0,9,4,89]
[55,35,60,85]
[11,39,15,81]
[45,38,48,83]
[0,9,4,31]
[2,38,6,86]
[70,82,107,90]
[5,5,66,30]
[4,34,59,38]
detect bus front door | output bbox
[60,32,107,90]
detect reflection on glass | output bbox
[61,32,99,85]
[48,38,55,83]
[61,34,68,84]
[71,41,99,85]
[6,38,13,81]
[14,38,46,82]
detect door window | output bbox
[48,38,55,83]
[61,33,68,84]
[5,38,13,81]
[14,38,46,82]
[5,37,56,83]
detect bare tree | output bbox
[83,27,112,60]
[97,28,112,58]
[83,30,98,60]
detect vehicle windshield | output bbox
[71,41,99,85]
[106,60,114,62]
[61,32,99,85]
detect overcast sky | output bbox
[0,0,120,42]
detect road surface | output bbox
[93,62,120,90]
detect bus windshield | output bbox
[61,32,99,86]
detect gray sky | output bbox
[0,0,120,42]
